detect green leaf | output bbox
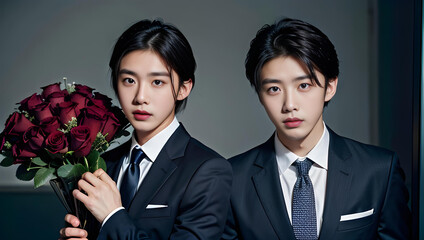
[91,156,106,172]
[57,163,87,179]
[86,150,107,172]
[16,164,37,181]
[31,157,47,166]
[0,156,14,167]
[3,151,12,158]
[86,150,100,163]
[34,168,55,188]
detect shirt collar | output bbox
[275,122,329,174]
[129,117,180,163]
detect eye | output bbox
[123,78,135,84]
[153,80,163,86]
[299,83,310,90]
[267,86,280,93]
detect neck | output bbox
[278,119,324,157]
[135,116,175,146]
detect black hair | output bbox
[109,19,196,113]
[245,18,339,106]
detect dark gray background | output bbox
[2,0,419,239]
[0,0,372,187]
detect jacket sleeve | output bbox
[221,203,239,240]
[377,153,411,239]
[170,157,233,240]
[98,209,150,239]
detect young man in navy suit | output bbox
[59,19,232,240]
[223,18,411,240]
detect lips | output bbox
[283,117,303,128]
[133,110,152,121]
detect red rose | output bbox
[39,116,61,135]
[110,106,128,129]
[0,133,5,151]
[93,92,112,108]
[57,101,78,125]
[69,126,92,158]
[102,112,120,141]
[23,126,46,152]
[79,105,107,142]
[46,90,68,109]
[45,130,68,154]
[3,112,35,136]
[41,82,62,99]
[32,102,53,122]
[70,92,90,116]
[75,84,94,97]
[18,93,43,112]
[12,143,36,163]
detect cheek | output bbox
[262,97,279,111]
[117,92,132,110]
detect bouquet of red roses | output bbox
[0,80,129,227]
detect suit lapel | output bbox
[128,125,190,216]
[252,136,296,240]
[319,128,352,239]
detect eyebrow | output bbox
[118,69,170,78]
[261,75,312,85]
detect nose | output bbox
[134,82,149,105]
[282,90,298,113]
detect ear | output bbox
[177,78,193,101]
[324,77,338,102]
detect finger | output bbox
[60,227,87,238]
[64,214,80,227]
[93,168,106,177]
[73,189,90,205]
[78,178,96,195]
[81,172,102,186]
[95,169,116,187]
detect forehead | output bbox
[260,56,310,80]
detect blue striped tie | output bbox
[120,147,145,209]
[292,158,317,240]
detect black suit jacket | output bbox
[222,128,411,240]
[86,124,232,239]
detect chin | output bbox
[279,129,308,141]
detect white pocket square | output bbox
[340,208,374,221]
[146,204,168,209]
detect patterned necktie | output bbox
[120,147,145,209]
[292,158,317,240]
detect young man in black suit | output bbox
[59,19,232,240]
[223,18,411,240]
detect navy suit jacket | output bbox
[222,128,411,240]
[86,124,232,239]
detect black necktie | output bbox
[292,158,317,240]
[120,147,145,209]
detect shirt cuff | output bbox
[101,207,125,227]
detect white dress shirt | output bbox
[275,123,329,233]
[102,117,180,225]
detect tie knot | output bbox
[130,147,145,165]
[294,158,313,176]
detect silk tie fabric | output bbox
[120,147,145,209]
[292,158,317,240]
